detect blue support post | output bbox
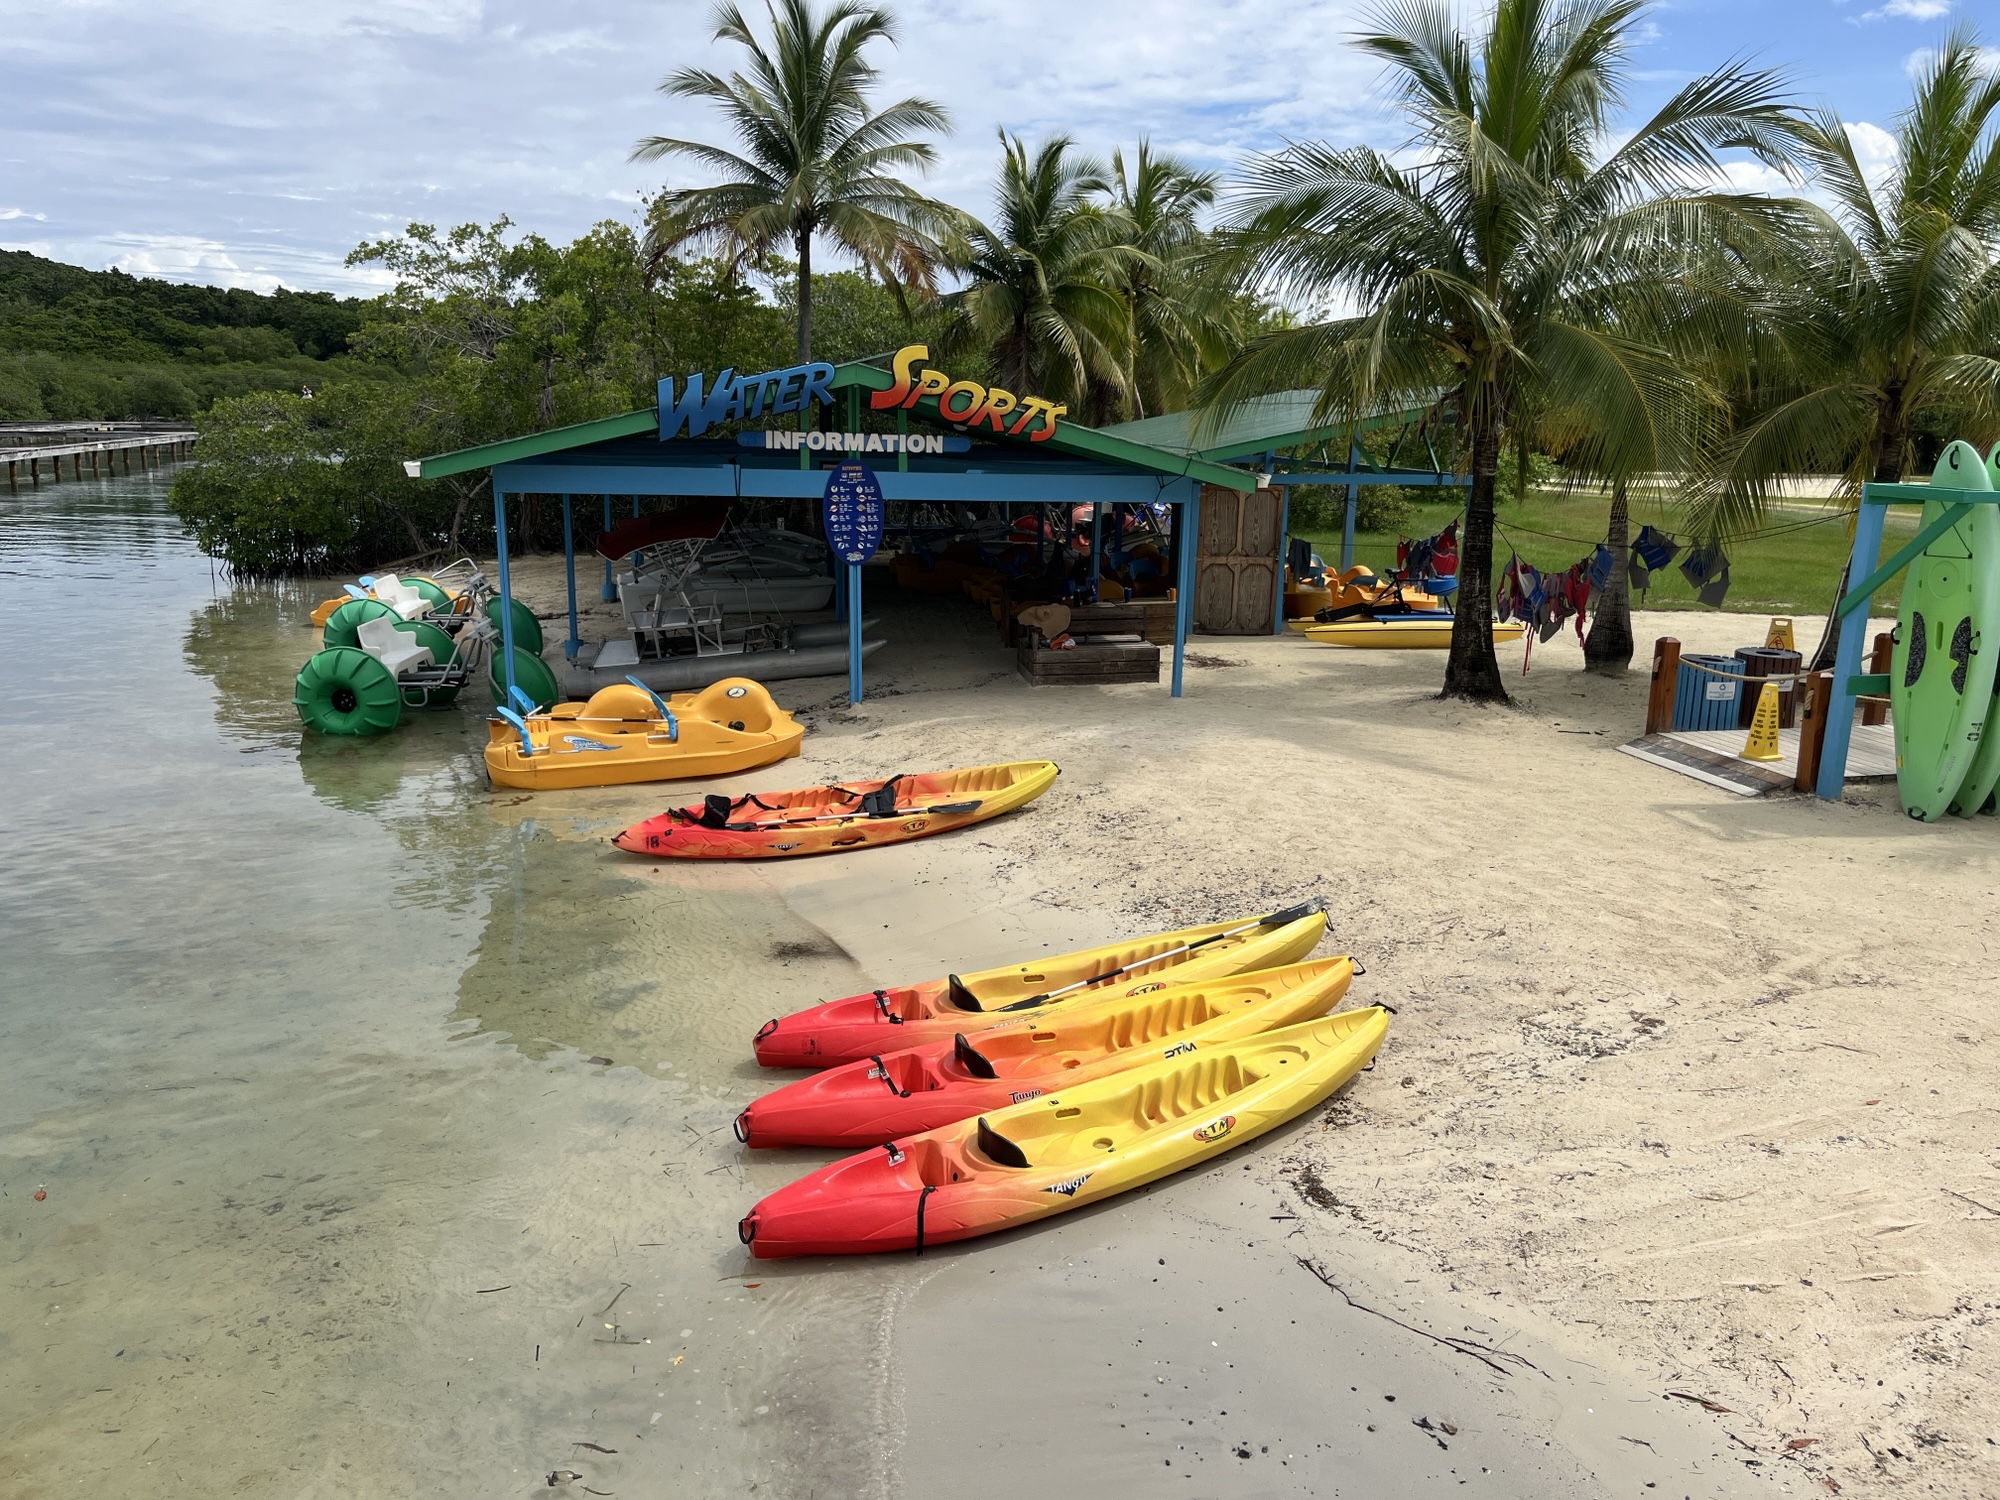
[1171,484,1200,698]
[847,563,863,705]
[629,494,640,575]
[561,493,579,661]
[1814,499,1887,800]
[1340,443,1360,570]
[833,542,848,623]
[600,495,614,602]
[1090,503,1104,599]
[492,484,518,703]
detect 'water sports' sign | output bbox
[822,462,885,566]
[658,344,1066,443]
[658,360,836,440]
[870,344,1066,441]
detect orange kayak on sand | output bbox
[735,957,1355,1147]
[612,760,1058,860]
[736,1008,1391,1258]
[750,906,1331,1069]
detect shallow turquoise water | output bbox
[0,472,895,1496]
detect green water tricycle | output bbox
[293,564,558,737]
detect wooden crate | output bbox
[1017,636,1161,685]
[1001,599,1176,647]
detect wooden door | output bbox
[1194,484,1281,634]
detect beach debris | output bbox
[1293,1257,1541,1378]
[33,1187,46,1201]
[546,1469,582,1486]
[595,1283,631,1316]
[1785,1437,1817,1450]
[1941,1187,2000,1216]
[587,1057,613,1067]
[475,1285,512,1294]
[1412,1417,1449,1450]
[572,1443,617,1454]
[1666,1391,1732,1414]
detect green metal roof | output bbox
[409,359,1255,491]
[1097,392,1438,464]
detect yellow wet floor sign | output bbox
[1765,617,1795,651]
[1742,681,1784,761]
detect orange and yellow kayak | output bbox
[737,1007,1390,1257]
[750,905,1330,1068]
[612,760,1058,860]
[736,957,1354,1147]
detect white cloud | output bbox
[1862,0,1950,18]
[0,207,48,220]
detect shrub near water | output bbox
[169,388,433,577]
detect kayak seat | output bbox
[945,974,982,1012]
[355,615,434,680]
[953,1033,999,1080]
[975,1117,1031,1169]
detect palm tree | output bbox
[1202,0,1802,701]
[1692,27,2000,534]
[938,133,1138,407]
[632,0,952,364]
[1102,143,1235,420]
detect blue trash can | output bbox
[1671,653,1744,730]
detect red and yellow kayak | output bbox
[737,1007,1390,1257]
[737,957,1355,1147]
[612,760,1058,860]
[750,906,1330,1069]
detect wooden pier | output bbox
[2,429,197,492]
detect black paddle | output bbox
[950,903,1324,1014]
[715,798,983,832]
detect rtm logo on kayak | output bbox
[1162,1041,1198,1059]
[1043,1173,1091,1197]
[870,345,1066,441]
[1192,1116,1235,1144]
[901,820,928,833]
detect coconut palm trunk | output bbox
[1446,402,1508,698]
[1584,480,1633,672]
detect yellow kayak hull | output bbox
[737,957,1356,1146]
[740,1007,1390,1255]
[484,677,802,790]
[1305,620,1525,649]
[751,906,1332,1067]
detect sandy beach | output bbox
[495,551,1998,1498]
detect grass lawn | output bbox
[1292,488,1917,618]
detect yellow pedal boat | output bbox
[1305,619,1525,649]
[484,678,802,790]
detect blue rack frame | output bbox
[1814,476,2000,800]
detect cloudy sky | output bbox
[0,0,1977,296]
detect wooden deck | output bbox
[3,430,196,491]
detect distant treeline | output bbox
[0,249,368,421]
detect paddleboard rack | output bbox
[1816,460,2000,800]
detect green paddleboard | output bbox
[1891,440,1999,821]
[1947,439,2000,816]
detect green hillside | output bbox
[0,249,367,420]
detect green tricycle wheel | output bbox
[488,646,560,710]
[484,597,544,654]
[323,597,397,649]
[294,648,404,736]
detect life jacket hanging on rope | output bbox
[1679,542,1732,608]
[1629,526,1679,591]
